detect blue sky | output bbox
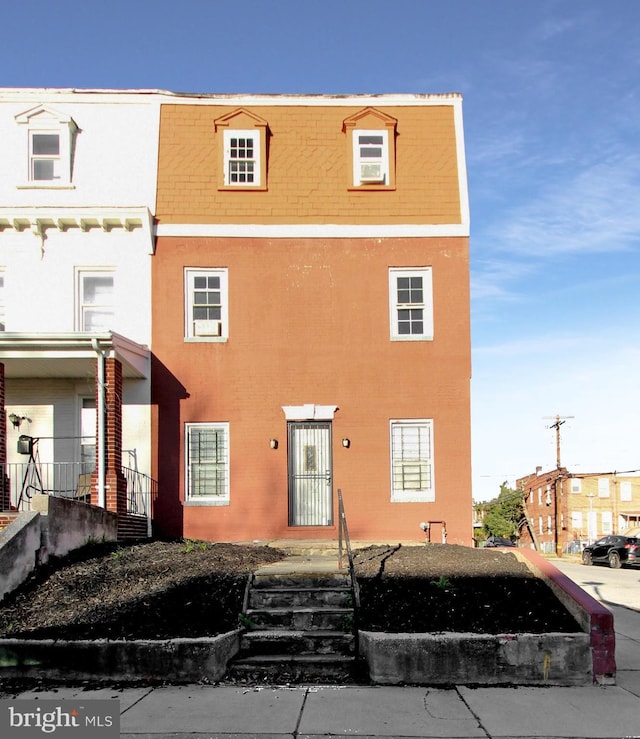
[4,0,640,500]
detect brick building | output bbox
[152,93,472,544]
[517,467,640,553]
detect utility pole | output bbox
[543,415,574,557]
[543,414,574,469]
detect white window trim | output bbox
[598,477,610,498]
[390,419,435,503]
[76,268,115,332]
[620,481,632,502]
[184,268,229,341]
[352,129,389,186]
[184,422,230,505]
[389,267,434,341]
[223,129,261,187]
[0,268,5,332]
[15,106,76,189]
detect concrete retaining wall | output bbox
[0,496,118,602]
[31,494,118,562]
[0,512,41,602]
[359,550,616,687]
[514,549,616,683]
[0,631,240,684]
[359,631,592,686]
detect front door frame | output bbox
[287,420,334,526]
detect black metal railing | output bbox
[337,488,361,611]
[1,461,155,519]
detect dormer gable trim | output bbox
[15,104,77,130]
[342,106,397,133]
[214,107,269,132]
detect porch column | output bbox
[91,356,127,514]
[0,362,9,511]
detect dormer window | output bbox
[354,130,389,185]
[343,107,397,190]
[15,105,77,188]
[214,108,268,191]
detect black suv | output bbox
[582,535,640,569]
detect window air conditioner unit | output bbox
[359,162,385,183]
[194,319,222,337]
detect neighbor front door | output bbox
[288,421,333,526]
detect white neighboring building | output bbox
[0,89,163,529]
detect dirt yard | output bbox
[0,540,580,640]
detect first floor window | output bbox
[601,511,613,535]
[390,419,434,502]
[186,423,230,502]
[389,267,433,340]
[79,271,114,331]
[185,268,228,340]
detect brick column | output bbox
[0,362,9,511]
[91,356,127,514]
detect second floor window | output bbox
[79,272,114,331]
[389,267,433,340]
[185,268,228,340]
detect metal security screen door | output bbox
[288,422,333,526]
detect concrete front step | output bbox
[226,654,357,684]
[245,607,354,631]
[240,629,355,657]
[249,586,352,609]
[252,573,350,589]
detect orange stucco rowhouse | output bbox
[152,94,472,545]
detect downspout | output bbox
[91,338,106,509]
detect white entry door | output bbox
[288,422,333,526]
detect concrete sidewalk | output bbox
[3,680,640,738]
[2,554,640,738]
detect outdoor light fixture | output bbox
[269,438,278,449]
[8,413,31,429]
[342,438,350,448]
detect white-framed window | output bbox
[570,478,582,493]
[601,511,613,535]
[537,487,542,505]
[78,270,114,331]
[620,481,632,502]
[353,129,389,186]
[0,270,5,331]
[598,477,610,498]
[390,419,434,502]
[571,511,583,531]
[80,397,96,474]
[16,106,76,188]
[184,268,228,340]
[389,267,433,340]
[223,129,260,186]
[185,423,230,504]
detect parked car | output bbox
[484,536,516,548]
[582,535,640,569]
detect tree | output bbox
[476,482,524,541]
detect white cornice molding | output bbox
[156,223,469,239]
[0,206,155,252]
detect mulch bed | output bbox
[0,540,580,641]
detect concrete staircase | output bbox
[227,554,358,684]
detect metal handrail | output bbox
[1,461,155,519]
[337,488,360,610]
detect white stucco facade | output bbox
[0,89,163,485]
